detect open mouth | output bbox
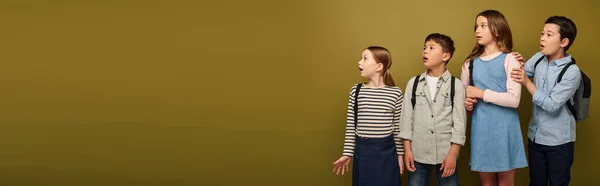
[476,36,482,39]
[358,67,363,71]
[423,57,429,61]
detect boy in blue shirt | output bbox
[511,16,580,186]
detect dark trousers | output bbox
[528,139,575,186]
[407,161,459,186]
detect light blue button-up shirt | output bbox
[525,52,581,146]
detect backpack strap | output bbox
[354,83,363,131]
[533,56,545,70]
[557,62,576,83]
[557,61,578,120]
[411,75,420,109]
[451,76,456,108]
[468,59,474,86]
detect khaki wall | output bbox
[0,0,598,185]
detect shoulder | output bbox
[503,53,520,67]
[349,83,361,94]
[564,61,581,76]
[450,77,465,90]
[386,86,403,95]
[407,75,420,85]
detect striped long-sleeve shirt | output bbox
[343,84,404,156]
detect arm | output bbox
[451,80,467,146]
[447,144,461,158]
[532,66,582,113]
[460,61,470,87]
[342,86,357,156]
[481,55,522,108]
[397,78,415,142]
[393,89,405,155]
[524,52,543,78]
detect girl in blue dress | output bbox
[460,10,528,186]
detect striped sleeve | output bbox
[393,90,404,155]
[343,85,357,156]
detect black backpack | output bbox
[533,56,591,122]
[410,76,456,109]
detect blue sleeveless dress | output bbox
[470,53,528,172]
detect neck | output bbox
[367,75,386,88]
[547,50,566,63]
[427,65,446,77]
[483,43,501,56]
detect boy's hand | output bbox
[464,97,477,111]
[511,52,525,66]
[440,154,457,177]
[404,151,416,172]
[510,68,529,85]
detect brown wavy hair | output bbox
[465,10,513,63]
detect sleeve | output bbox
[451,79,467,145]
[533,65,582,113]
[525,52,544,77]
[461,60,471,87]
[393,88,404,155]
[481,55,522,108]
[397,78,415,141]
[343,85,357,156]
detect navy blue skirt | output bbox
[352,135,401,186]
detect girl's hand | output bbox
[333,156,352,175]
[466,86,484,99]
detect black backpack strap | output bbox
[534,56,545,70]
[557,62,575,83]
[468,59,474,86]
[557,61,578,120]
[411,75,420,109]
[451,76,456,108]
[354,83,363,128]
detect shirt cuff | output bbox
[397,131,412,140]
[482,89,493,102]
[450,134,466,146]
[533,90,548,106]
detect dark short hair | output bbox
[425,33,455,63]
[545,16,577,52]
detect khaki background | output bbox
[0,0,598,185]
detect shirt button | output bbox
[431,131,434,134]
[434,100,436,102]
[431,115,434,118]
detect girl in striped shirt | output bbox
[332,46,404,186]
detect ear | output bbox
[560,37,570,48]
[442,53,451,62]
[376,63,384,72]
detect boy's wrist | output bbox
[524,77,533,86]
